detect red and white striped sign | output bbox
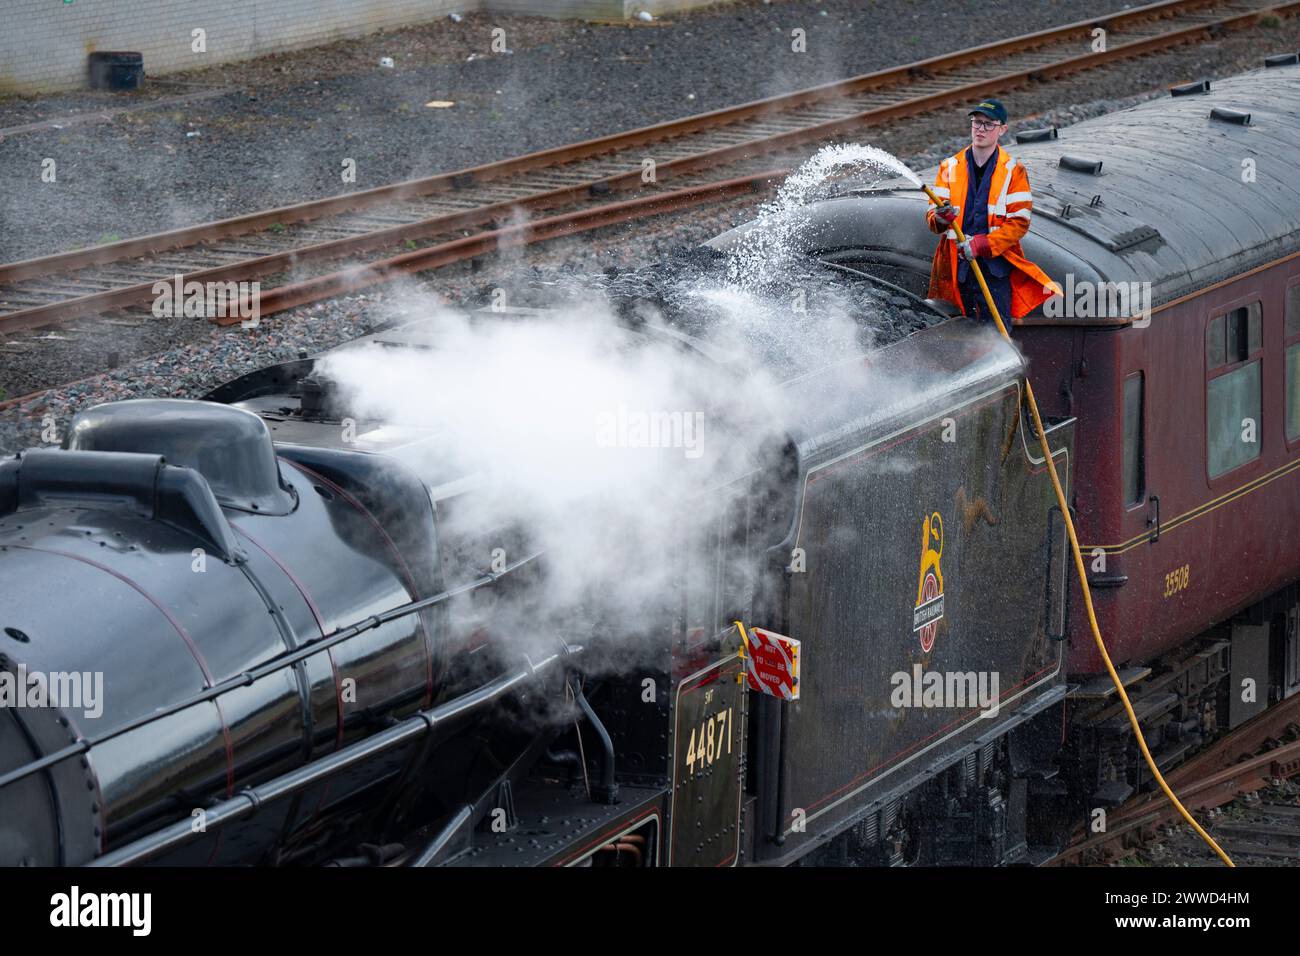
[743,627,801,700]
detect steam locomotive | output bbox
[2,61,1298,867]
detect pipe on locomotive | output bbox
[0,548,547,795]
[918,183,1234,868]
[409,804,475,867]
[91,641,582,867]
[572,681,619,804]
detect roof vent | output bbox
[1015,126,1058,144]
[1210,107,1251,125]
[1059,155,1103,175]
[1171,79,1211,96]
[1265,53,1299,67]
[1108,225,1163,253]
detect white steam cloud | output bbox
[317,145,927,673]
[321,301,787,620]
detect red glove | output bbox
[968,234,992,258]
[933,201,957,226]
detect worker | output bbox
[925,98,1057,323]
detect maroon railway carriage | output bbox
[1007,64,1300,712]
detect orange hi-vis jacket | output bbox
[925,145,1059,320]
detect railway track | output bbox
[1050,691,1300,865]
[1,0,1298,403]
[1197,795,1300,863]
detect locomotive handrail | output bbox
[0,548,547,793]
[409,804,475,867]
[1044,503,1073,642]
[89,640,581,867]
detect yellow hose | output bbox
[923,184,1234,867]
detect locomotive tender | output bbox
[1,62,1298,867]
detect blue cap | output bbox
[968,98,1008,124]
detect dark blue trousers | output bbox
[959,269,1012,324]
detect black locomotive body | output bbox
[6,61,1300,868]
[753,329,1072,864]
[440,318,1075,867]
[0,309,1074,867]
[0,398,453,866]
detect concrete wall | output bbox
[0,0,729,93]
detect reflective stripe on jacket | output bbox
[925,145,1059,320]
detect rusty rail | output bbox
[1049,692,1300,865]
[212,171,783,323]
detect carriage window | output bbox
[1209,304,1260,369]
[1287,284,1300,338]
[1207,302,1263,478]
[1122,373,1144,505]
[1208,363,1262,477]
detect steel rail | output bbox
[1048,691,1300,865]
[210,170,783,323]
[0,171,777,412]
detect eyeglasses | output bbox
[971,119,1001,131]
